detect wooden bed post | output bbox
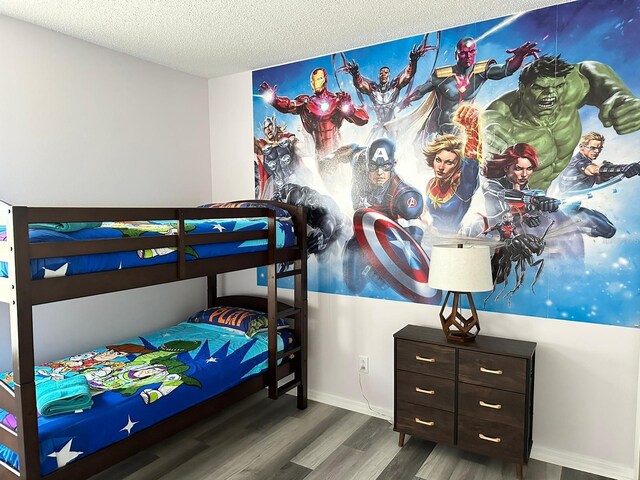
[294,205,308,410]
[207,275,218,308]
[7,206,41,479]
[264,203,307,407]
[266,209,278,400]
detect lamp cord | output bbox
[358,370,392,425]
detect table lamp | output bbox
[428,244,493,342]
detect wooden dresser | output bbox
[394,325,536,479]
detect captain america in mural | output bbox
[320,137,424,238]
[252,0,640,326]
[330,137,437,303]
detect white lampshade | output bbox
[428,244,493,292]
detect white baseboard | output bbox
[303,390,635,480]
[307,389,393,423]
[531,445,635,480]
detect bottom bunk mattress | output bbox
[0,310,295,475]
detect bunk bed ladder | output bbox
[267,206,308,409]
[4,206,41,479]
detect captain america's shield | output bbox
[353,208,440,304]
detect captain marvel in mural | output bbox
[422,104,482,234]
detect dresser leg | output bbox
[398,432,405,447]
[516,463,524,479]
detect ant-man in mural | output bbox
[258,68,369,188]
[482,213,553,307]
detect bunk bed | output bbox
[0,199,308,480]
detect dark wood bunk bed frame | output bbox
[0,200,308,480]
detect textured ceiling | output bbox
[0,0,571,78]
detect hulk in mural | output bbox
[482,55,640,191]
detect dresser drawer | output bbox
[458,415,525,464]
[396,370,455,412]
[395,403,454,444]
[459,350,527,393]
[396,339,455,379]
[458,382,525,427]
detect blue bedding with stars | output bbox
[0,321,296,475]
[0,216,296,279]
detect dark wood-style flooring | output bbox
[89,392,614,480]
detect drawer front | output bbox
[395,403,454,444]
[458,415,526,464]
[459,350,527,393]
[396,370,455,412]
[458,382,525,427]
[396,339,455,379]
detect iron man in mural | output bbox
[259,68,369,159]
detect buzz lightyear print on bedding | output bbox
[0,215,296,280]
[0,320,295,474]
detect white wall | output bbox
[0,16,212,371]
[209,71,640,480]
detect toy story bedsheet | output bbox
[0,321,294,474]
[0,215,295,280]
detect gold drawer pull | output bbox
[415,387,435,395]
[479,433,501,443]
[416,355,436,363]
[414,417,434,426]
[479,400,502,410]
[480,367,503,375]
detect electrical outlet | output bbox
[359,355,369,374]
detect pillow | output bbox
[188,306,289,338]
[198,201,291,219]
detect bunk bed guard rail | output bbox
[0,199,307,480]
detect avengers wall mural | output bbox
[252,0,640,328]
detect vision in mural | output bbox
[252,0,640,328]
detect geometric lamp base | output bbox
[439,291,480,343]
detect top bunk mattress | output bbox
[0,213,296,280]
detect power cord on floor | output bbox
[358,370,393,425]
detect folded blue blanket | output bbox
[36,375,93,417]
[29,222,102,232]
